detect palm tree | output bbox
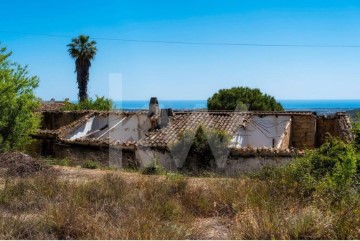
[67,35,97,102]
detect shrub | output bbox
[62,96,113,111]
[284,138,359,202]
[142,157,165,175]
[45,157,73,166]
[81,160,100,169]
[207,86,284,111]
[0,45,41,152]
[170,125,231,173]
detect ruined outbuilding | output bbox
[31,97,353,174]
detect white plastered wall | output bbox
[231,115,292,149]
[65,113,151,142]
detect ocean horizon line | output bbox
[111,100,360,114]
[115,99,360,101]
[63,99,360,102]
[64,99,360,114]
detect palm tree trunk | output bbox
[76,58,90,102]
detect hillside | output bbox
[347,109,360,120]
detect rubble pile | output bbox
[0,152,54,177]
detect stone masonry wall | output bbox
[223,156,292,175]
[52,143,137,167]
[291,114,317,149]
[135,147,293,176]
[335,114,353,142]
[315,113,353,147]
[316,117,337,147]
[40,111,88,130]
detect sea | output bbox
[113,100,360,116]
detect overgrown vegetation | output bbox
[45,157,74,167]
[170,125,231,174]
[0,96,359,238]
[61,96,113,111]
[142,157,166,175]
[0,45,41,152]
[0,149,358,239]
[207,86,284,111]
[287,138,358,203]
[351,112,360,150]
[81,160,100,169]
[0,171,192,239]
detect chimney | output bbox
[160,108,174,128]
[148,97,160,117]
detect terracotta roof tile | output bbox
[39,101,67,111]
[139,112,251,148]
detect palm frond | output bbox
[67,35,97,59]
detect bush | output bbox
[170,125,231,173]
[278,138,359,202]
[0,45,41,152]
[142,157,165,175]
[62,96,113,111]
[81,160,100,169]
[45,157,73,166]
[253,137,360,206]
[207,86,284,111]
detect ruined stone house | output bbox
[31,97,353,174]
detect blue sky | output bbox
[2,0,360,100]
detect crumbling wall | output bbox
[52,143,137,167]
[316,116,337,146]
[41,111,89,130]
[135,147,295,175]
[34,110,354,175]
[222,156,292,175]
[135,148,177,171]
[107,114,151,141]
[291,114,317,149]
[315,113,353,146]
[335,114,353,142]
[278,120,291,149]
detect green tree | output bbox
[207,87,284,111]
[62,96,113,111]
[0,45,40,152]
[170,126,231,173]
[67,35,97,102]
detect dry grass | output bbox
[0,172,194,239]
[0,162,359,239]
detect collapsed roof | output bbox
[34,97,353,157]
